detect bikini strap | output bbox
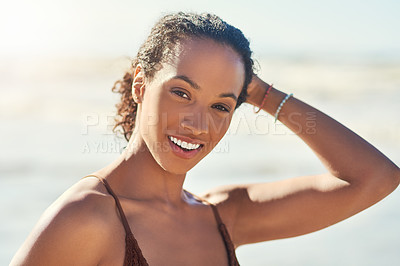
[209,204,239,265]
[187,191,240,265]
[82,175,133,235]
[186,191,225,225]
[82,175,149,265]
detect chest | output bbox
[100,202,230,265]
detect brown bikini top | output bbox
[83,175,240,266]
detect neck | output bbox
[94,133,189,209]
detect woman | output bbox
[11,12,400,266]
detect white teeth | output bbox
[181,141,188,149]
[169,136,201,150]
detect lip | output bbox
[167,135,204,159]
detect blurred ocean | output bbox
[1,56,399,265]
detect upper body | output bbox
[10,12,400,266]
[11,175,235,266]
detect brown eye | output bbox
[213,104,230,112]
[171,89,190,100]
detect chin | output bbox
[152,151,205,175]
[156,159,195,175]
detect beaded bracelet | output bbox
[253,84,273,114]
[274,93,293,123]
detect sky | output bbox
[1,0,400,60]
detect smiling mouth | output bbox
[168,135,204,152]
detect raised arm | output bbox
[201,75,400,247]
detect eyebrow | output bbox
[173,75,201,90]
[172,75,238,102]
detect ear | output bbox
[132,64,145,103]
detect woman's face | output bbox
[135,38,245,174]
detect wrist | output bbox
[246,76,270,106]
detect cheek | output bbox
[136,92,165,139]
[195,116,230,159]
[208,115,232,143]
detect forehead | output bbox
[155,38,245,96]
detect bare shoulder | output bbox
[10,177,117,266]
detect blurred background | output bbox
[1,0,399,265]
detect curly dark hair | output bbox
[112,12,254,141]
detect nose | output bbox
[180,112,209,135]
